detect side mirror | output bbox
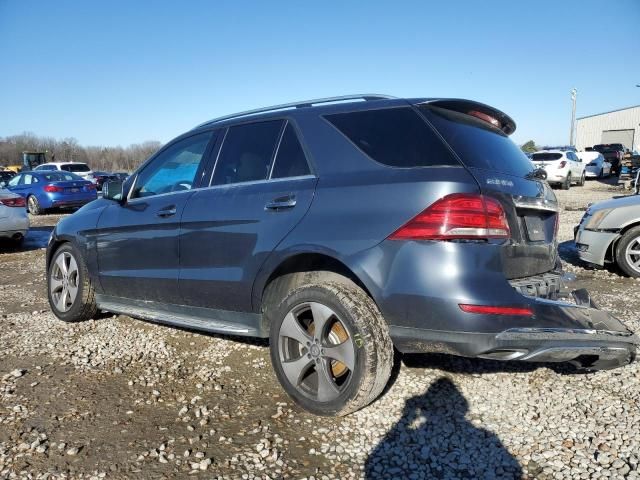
[0,181,6,188]
[103,180,124,202]
[532,168,547,180]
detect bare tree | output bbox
[0,132,162,172]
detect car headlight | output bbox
[584,208,613,230]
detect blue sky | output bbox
[1,0,639,147]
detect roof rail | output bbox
[194,94,395,129]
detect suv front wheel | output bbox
[267,272,393,416]
[48,243,98,322]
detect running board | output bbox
[95,294,266,337]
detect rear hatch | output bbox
[417,101,559,279]
[530,152,564,171]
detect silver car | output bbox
[575,194,640,277]
[0,189,30,246]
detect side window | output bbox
[325,107,459,168]
[211,120,284,186]
[23,174,34,185]
[131,131,213,199]
[8,174,21,187]
[271,123,311,178]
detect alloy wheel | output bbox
[277,302,355,402]
[624,237,640,275]
[50,251,80,312]
[28,196,37,213]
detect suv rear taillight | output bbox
[0,197,26,207]
[389,193,510,241]
[558,160,567,169]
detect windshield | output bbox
[531,153,563,161]
[41,172,84,182]
[61,164,90,173]
[419,105,534,177]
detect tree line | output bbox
[0,132,162,173]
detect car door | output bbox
[95,131,215,303]
[179,120,317,312]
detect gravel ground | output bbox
[1,179,639,480]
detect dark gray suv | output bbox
[46,94,638,416]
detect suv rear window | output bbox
[61,163,90,172]
[324,107,459,168]
[531,153,563,161]
[419,105,534,177]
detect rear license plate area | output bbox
[524,216,546,242]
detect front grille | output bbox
[509,272,563,299]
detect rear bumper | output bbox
[353,241,637,371]
[0,210,29,238]
[46,193,97,209]
[391,289,637,370]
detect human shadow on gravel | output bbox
[365,377,523,479]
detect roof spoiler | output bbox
[417,99,517,135]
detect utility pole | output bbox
[569,88,577,146]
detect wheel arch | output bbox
[606,220,640,263]
[255,250,375,326]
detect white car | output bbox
[0,189,29,246]
[577,151,611,179]
[34,162,94,180]
[530,150,586,189]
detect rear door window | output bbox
[271,123,311,178]
[212,120,284,186]
[419,105,534,177]
[324,107,459,168]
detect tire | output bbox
[27,195,42,215]
[561,173,571,190]
[47,242,98,322]
[11,235,24,248]
[266,271,393,416]
[598,168,604,179]
[577,172,585,186]
[615,226,640,278]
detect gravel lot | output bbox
[1,179,639,480]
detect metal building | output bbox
[575,105,640,152]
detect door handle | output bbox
[265,195,296,211]
[156,205,177,218]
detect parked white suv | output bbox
[34,162,94,180]
[530,150,585,189]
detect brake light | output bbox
[389,193,510,240]
[44,185,63,192]
[558,161,567,169]
[85,184,96,191]
[468,110,501,129]
[459,304,533,316]
[0,196,26,207]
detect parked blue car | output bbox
[2,170,97,215]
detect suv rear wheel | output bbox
[48,243,98,322]
[562,173,572,190]
[267,272,393,416]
